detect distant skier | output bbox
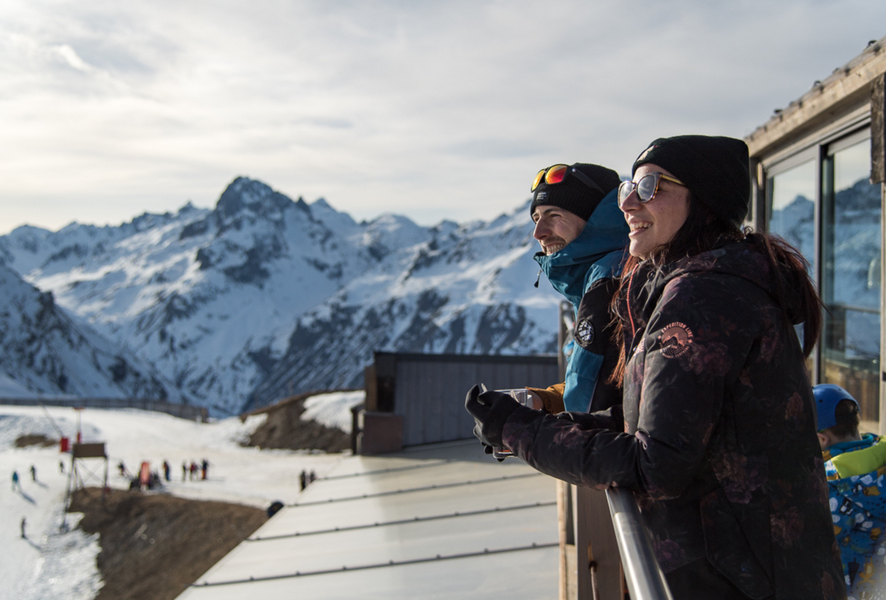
[59,460,65,474]
[299,470,307,491]
[162,460,171,482]
[30,465,36,482]
[201,458,209,480]
[118,461,127,477]
[189,461,198,481]
[182,461,187,482]
[20,517,26,539]
[11,471,20,492]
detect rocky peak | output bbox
[215,177,306,224]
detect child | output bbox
[815,383,886,595]
[816,384,886,478]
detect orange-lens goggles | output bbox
[532,164,569,191]
[531,164,605,195]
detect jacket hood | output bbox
[626,239,809,335]
[533,189,630,306]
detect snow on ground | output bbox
[0,396,359,600]
[301,390,365,433]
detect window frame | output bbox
[760,122,875,387]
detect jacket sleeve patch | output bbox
[575,317,594,345]
[658,322,693,358]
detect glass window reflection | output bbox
[821,138,881,421]
[768,159,816,273]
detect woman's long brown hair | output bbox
[608,196,822,387]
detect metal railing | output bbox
[605,487,673,600]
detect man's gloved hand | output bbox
[464,384,521,448]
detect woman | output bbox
[466,135,846,599]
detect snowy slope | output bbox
[0,263,186,402]
[0,396,359,599]
[249,206,558,409]
[1,177,560,415]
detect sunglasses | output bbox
[532,164,605,195]
[617,172,686,206]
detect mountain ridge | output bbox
[0,262,187,402]
[1,177,560,415]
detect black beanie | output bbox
[631,135,750,227]
[530,163,621,222]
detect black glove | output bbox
[464,384,521,448]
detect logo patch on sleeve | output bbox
[575,318,594,346]
[658,322,693,358]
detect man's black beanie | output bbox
[530,163,621,222]
[631,135,751,227]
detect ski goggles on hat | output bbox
[618,172,686,206]
[531,164,605,195]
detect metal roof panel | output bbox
[176,440,559,600]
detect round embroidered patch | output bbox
[658,322,693,358]
[575,318,594,346]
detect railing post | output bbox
[576,486,624,599]
[557,480,575,600]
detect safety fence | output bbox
[0,397,208,422]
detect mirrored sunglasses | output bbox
[617,172,686,206]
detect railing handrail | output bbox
[605,487,674,600]
[827,301,879,315]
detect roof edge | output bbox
[745,35,886,158]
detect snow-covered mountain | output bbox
[0,177,560,415]
[0,262,187,402]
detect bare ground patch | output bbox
[51,392,352,599]
[15,434,57,448]
[244,390,354,453]
[69,487,267,600]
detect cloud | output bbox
[52,44,91,71]
[0,0,885,234]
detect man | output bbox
[525,163,629,414]
[815,383,886,594]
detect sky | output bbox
[1,0,885,236]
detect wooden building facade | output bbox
[745,35,886,428]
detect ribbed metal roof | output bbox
[177,440,559,599]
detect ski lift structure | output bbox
[60,407,109,531]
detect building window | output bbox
[765,131,881,421]
[821,136,881,421]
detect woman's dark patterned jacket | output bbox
[492,241,846,599]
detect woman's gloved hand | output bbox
[464,384,521,448]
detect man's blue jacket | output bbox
[532,188,629,413]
